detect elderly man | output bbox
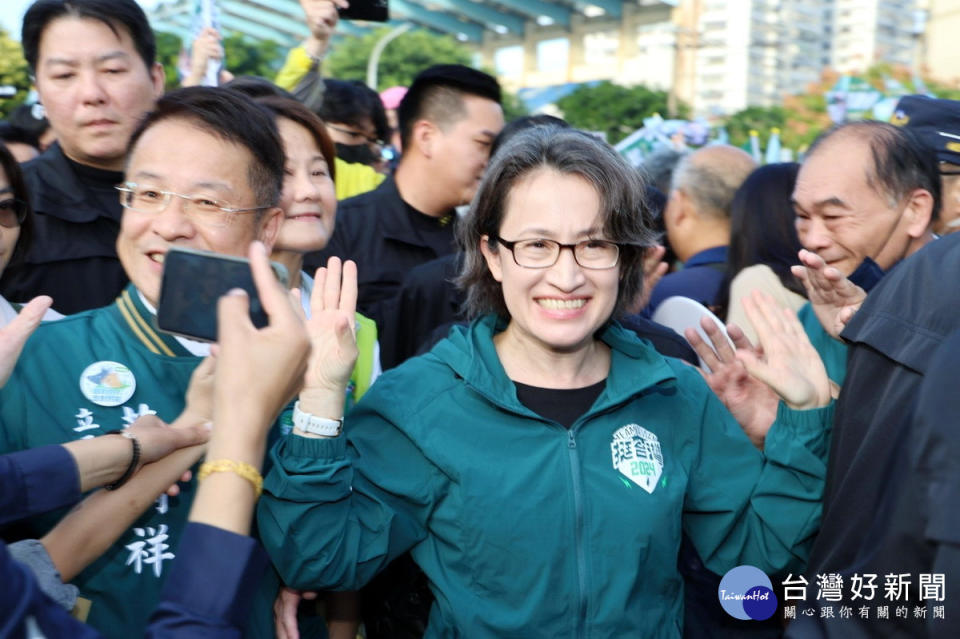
[646,144,756,313]
[791,121,938,386]
[785,185,958,639]
[0,0,165,314]
[0,87,282,638]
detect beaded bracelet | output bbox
[197,459,263,498]
[104,429,140,491]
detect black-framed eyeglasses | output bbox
[494,236,621,270]
[115,183,270,228]
[0,198,28,229]
[326,123,384,147]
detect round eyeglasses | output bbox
[115,183,270,228]
[494,236,621,269]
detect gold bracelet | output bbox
[197,459,263,499]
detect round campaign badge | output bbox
[79,361,136,407]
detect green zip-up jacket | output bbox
[0,284,379,639]
[259,314,833,639]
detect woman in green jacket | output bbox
[258,127,833,638]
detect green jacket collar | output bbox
[435,314,677,418]
[108,284,194,358]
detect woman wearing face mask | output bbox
[0,143,59,328]
[259,127,834,638]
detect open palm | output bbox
[302,257,359,396]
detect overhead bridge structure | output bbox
[147,0,678,47]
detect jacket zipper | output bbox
[567,429,588,639]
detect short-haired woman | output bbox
[258,128,833,638]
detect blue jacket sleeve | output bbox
[0,539,102,639]
[147,522,269,638]
[0,445,79,527]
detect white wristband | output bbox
[292,401,342,437]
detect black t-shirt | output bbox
[514,379,606,429]
[402,200,457,257]
[67,156,125,223]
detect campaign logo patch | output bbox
[79,361,136,407]
[611,423,663,494]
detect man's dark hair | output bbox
[0,123,40,152]
[127,87,284,208]
[397,64,501,150]
[22,0,156,73]
[0,143,35,265]
[7,104,49,141]
[320,79,389,143]
[223,75,295,101]
[808,120,942,221]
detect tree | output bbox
[222,34,284,78]
[154,31,184,91]
[555,81,686,145]
[723,62,960,153]
[0,27,31,120]
[500,90,529,122]
[326,27,472,90]
[152,30,284,89]
[724,106,787,148]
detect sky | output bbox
[1,0,160,36]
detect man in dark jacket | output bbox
[0,0,164,314]
[785,232,960,638]
[306,64,504,329]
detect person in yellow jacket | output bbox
[274,0,347,109]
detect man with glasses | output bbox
[0,0,165,315]
[0,87,283,638]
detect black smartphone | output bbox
[338,0,389,22]
[156,246,289,342]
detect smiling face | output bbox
[34,16,164,170]
[0,167,20,277]
[481,168,619,355]
[793,137,915,275]
[116,117,281,306]
[275,117,337,255]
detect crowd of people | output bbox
[0,1,958,638]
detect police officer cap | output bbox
[891,95,960,166]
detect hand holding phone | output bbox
[338,0,389,22]
[156,246,289,342]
